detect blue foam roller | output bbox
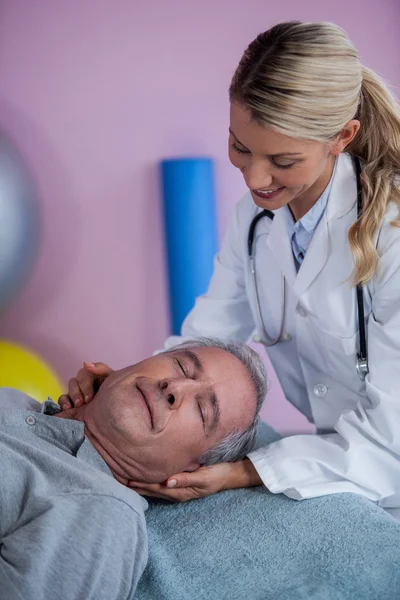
[161,157,218,335]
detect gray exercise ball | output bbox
[0,133,40,316]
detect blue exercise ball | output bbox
[0,134,40,316]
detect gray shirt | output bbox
[0,388,148,600]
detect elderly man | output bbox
[0,338,266,600]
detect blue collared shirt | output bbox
[286,160,337,268]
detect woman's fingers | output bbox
[75,367,97,403]
[58,362,114,410]
[127,466,225,502]
[80,362,114,398]
[58,394,72,410]
[130,469,211,493]
[130,485,201,503]
[165,466,217,489]
[67,373,87,407]
[165,473,195,488]
[83,362,113,376]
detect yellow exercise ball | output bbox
[0,339,65,403]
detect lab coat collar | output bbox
[292,213,329,297]
[266,208,297,287]
[325,152,357,221]
[266,152,357,297]
[293,152,357,297]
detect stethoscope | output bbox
[248,155,369,381]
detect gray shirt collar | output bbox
[41,399,113,477]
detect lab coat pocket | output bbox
[318,329,361,387]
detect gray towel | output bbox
[135,422,400,600]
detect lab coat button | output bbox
[25,415,36,426]
[313,384,327,398]
[281,332,292,341]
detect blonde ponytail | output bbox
[229,21,400,285]
[347,67,400,284]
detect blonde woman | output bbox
[61,21,400,518]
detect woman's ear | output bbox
[330,119,360,155]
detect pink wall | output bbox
[0,0,398,434]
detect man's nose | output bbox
[160,378,198,409]
[243,159,273,190]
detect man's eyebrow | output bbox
[208,391,221,435]
[228,128,303,158]
[182,349,203,373]
[182,349,221,435]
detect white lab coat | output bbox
[164,152,400,512]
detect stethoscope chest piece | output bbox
[252,332,292,344]
[356,354,369,381]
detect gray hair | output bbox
[163,337,267,465]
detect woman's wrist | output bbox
[222,458,262,491]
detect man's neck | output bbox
[55,408,135,485]
[84,426,131,485]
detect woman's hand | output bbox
[128,459,262,502]
[58,362,114,410]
